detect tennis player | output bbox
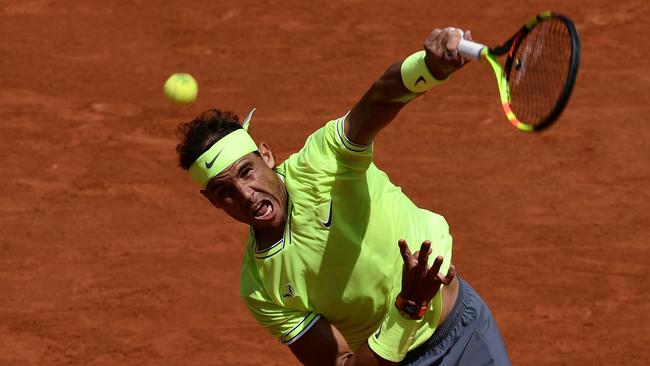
[176,27,510,365]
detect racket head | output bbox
[489,11,581,132]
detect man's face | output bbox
[201,144,286,230]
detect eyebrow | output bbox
[237,161,254,173]
[208,180,226,191]
[208,159,254,190]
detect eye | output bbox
[240,166,253,178]
[217,185,233,199]
[209,183,229,198]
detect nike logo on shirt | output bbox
[282,283,295,298]
[321,200,333,228]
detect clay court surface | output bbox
[1,0,648,365]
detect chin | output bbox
[265,215,284,230]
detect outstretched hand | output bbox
[424,27,473,81]
[398,239,456,306]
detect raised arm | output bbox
[345,28,471,145]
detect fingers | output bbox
[424,27,466,65]
[423,255,441,282]
[425,258,456,286]
[444,28,470,65]
[416,241,431,268]
[437,264,456,285]
[398,239,416,269]
[400,240,456,289]
[425,27,471,52]
[424,28,443,52]
[444,27,463,54]
[430,255,444,273]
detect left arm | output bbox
[345,28,472,145]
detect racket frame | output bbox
[459,11,581,132]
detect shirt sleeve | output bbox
[243,293,322,345]
[294,113,374,174]
[240,254,321,345]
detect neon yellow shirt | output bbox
[240,115,452,351]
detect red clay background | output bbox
[1,1,648,365]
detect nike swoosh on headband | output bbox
[205,148,224,169]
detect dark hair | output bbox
[175,109,242,170]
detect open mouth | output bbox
[253,200,274,221]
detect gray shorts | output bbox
[400,277,511,366]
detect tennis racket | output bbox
[457,11,580,132]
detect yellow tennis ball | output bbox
[164,73,198,104]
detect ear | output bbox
[200,189,222,208]
[258,142,276,169]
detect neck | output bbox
[253,225,285,252]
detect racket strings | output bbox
[508,17,573,127]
